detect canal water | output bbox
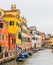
[1,49,53,65]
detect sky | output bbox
[0,0,53,34]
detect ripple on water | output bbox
[1,49,53,65]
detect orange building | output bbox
[25,28,31,49]
[0,19,8,53]
[25,27,32,53]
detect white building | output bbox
[29,26,42,48]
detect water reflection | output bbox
[1,49,53,65]
[1,59,29,65]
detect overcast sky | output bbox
[0,0,53,34]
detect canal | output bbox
[1,49,53,65]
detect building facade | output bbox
[29,26,42,49]
[21,17,28,50]
[49,35,53,48]
[40,33,46,47]
[0,19,8,59]
[25,27,32,53]
[0,5,21,56]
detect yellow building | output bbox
[49,36,53,45]
[0,5,22,51]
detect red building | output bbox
[8,34,16,51]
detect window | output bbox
[6,36,8,40]
[0,34,4,40]
[36,32,40,35]
[21,36,28,42]
[22,21,27,26]
[0,46,2,52]
[0,34,1,40]
[24,23,26,26]
[28,38,31,42]
[16,22,19,26]
[25,38,28,42]
[50,42,52,43]
[2,35,4,40]
[12,38,16,43]
[16,22,21,27]
[0,23,3,28]
[18,33,21,39]
[30,31,32,34]
[0,12,2,16]
[10,21,14,26]
[35,38,38,40]
[22,29,27,33]
[32,37,35,40]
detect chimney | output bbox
[11,5,16,10]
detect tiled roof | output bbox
[3,14,15,17]
[4,9,20,12]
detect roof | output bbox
[4,9,20,13]
[21,16,27,22]
[29,26,36,30]
[35,30,41,35]
[29,26,36,28]
[3,14,15,17]
[0,19,8,23]
[45,38,49,40]
[50,36,53,38]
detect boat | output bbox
[16,56,25,62]
[16,53,25,62]
[28,52,33,56]
[21,51,29,59]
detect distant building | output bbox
[41,33,46,47]
[44,34,50,47]
[29,26,36,49]
[49,35,53,45]
[25,27,32,52]
[29,26,42,49]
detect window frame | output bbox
[0,34,4,40]
[10,21,14,26]
[0,23,3,28]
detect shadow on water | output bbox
[16,61,26,65]
[1,49,53,65]
[1,59,28,65]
